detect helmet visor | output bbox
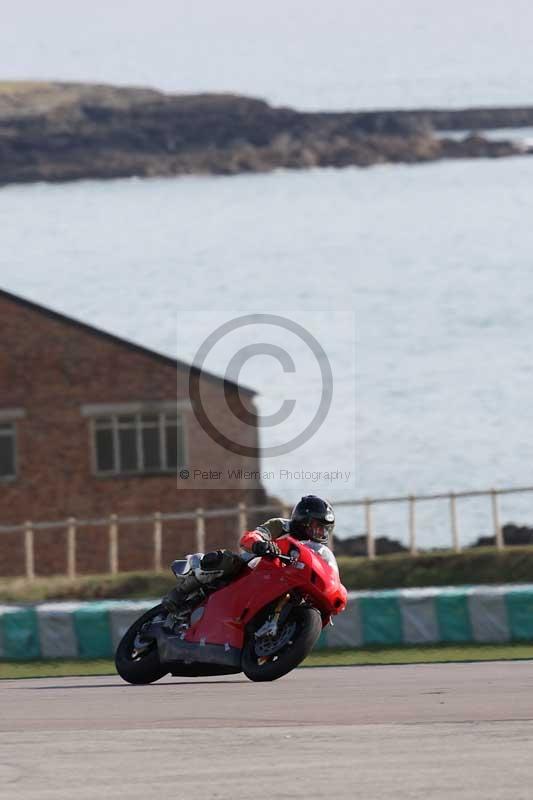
[306,519,334,544]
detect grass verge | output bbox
[337,546,533,589]
[306,642,533,667]
[2,643,533,680]
[0,659,116,680]
[0,572,175,603]
[3,546,533,603]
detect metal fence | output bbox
[0,502,289,581]
[1,484,532,580]
[335,485,533,558]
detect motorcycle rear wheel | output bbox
[115,604,168,685]
[242,605,322,682]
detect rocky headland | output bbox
[1,81,532,185]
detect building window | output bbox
[0,422,16,480]
[92,412,185,476]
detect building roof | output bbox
[0,287,256,396]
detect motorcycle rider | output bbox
[240,494,335,555]
[163,495,335,616]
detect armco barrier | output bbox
[2,586,533,660]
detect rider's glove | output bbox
[252,539,282,557]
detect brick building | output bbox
[0,289,266,576]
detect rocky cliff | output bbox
[0,81,531,185]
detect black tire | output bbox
[115,604,169,685]
[242,605,322,682]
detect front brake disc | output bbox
[254,621,297,657]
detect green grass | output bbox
[2,643,533,679]
[0,571,175,604]
[337,546,533,590]
[306,642,533,666]
[3,547,533,604]
[0,659,116,680]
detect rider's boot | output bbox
[162,573,202,616]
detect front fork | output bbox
[254,593,291,639]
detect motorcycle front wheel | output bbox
[242,605,322,682]
[115,604,168,685]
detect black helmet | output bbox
[290,495,335,545]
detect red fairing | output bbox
[184,535,347,651]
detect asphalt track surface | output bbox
[2,662,533,799]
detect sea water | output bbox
[1,0,533,545]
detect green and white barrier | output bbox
[0,600,155,660]
[2,586,533,660]
[321,585,533,649]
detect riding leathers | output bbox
[240,518,290,552]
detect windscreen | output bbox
[301,541,339,574]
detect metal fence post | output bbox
[67,517,77,579]
[449,493,461,552]
[109,514,119,574]
[153,512,163,571]
[408,496,417,555]
[491,489,504,550]
[24,520,35,581]
[364,499,375,560]
[238,502,247,531]
[237,502,248,549]
[195,508,206,553]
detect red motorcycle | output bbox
[115,535,347,683]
